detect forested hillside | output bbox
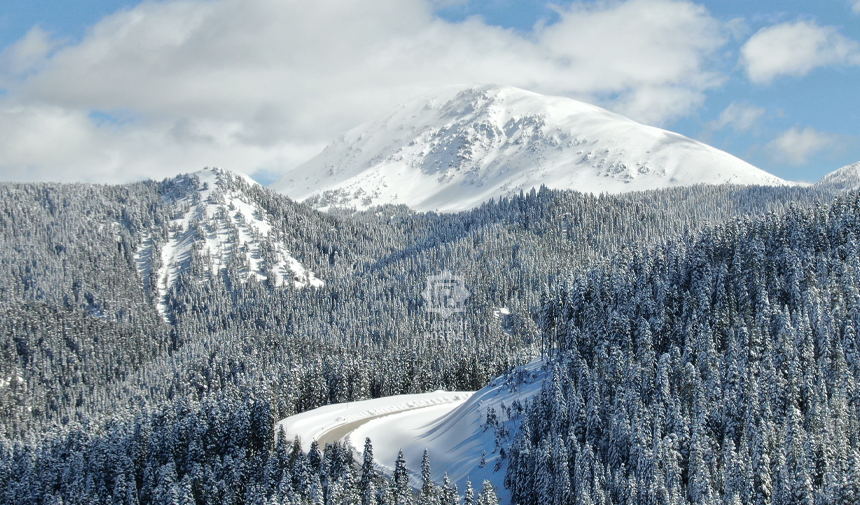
[506,193,860,504]
[0,170,851,504]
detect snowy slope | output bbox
[276,359,547,502]
[817,160,860,191]
[134,167,323,319]
[275,391,472,450]
[271,84,790,212]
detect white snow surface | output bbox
[276,391,472,451]
[271,84,791,212]
[276,359,547,502]
[134,167,323,319]
[818,160,860,191]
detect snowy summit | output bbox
[817,160,860,191]
[270,84,790,212]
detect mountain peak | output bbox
[185,166,260,189]
[817,161,860,191]
[271,84,790,212]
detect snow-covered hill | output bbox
[271,84,790,212]
[276,359,547,502]
[817,160,860,191]
[134,167,323,319]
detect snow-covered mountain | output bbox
[817,160,860,191]
[271,84,791,212]
[134,167,323,319]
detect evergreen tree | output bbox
[392,450,412,505]
[419,449,436,505]
[476,481,499,505]
[463,480,475,505]
[440,474,458,505]
[361,438,376,505]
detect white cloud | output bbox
[765,126,842,165]
[741,20,860,84]
[539,0,725,123]
[708,102,766,132]
[0,0,728,184]
[0,101,326,184]
[0,27,60,80]
[854,1,860,14]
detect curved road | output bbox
[316,403,449,447]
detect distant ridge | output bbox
[817,160,860,191]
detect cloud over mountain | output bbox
[0,0,727,184]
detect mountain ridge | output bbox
[270,84,791,212]
[817,160,860,191]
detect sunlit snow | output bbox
[276,359,547,502]
[271,84,791,212]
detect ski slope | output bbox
[271,84,790,212]
[276,359,547,502]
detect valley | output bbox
[1,88,859,505]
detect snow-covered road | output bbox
[315,400,464,447]
[275,391,472,451]
[275,359,547,503]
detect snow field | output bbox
[276,358,548,503]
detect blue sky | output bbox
[0,0,858,184]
